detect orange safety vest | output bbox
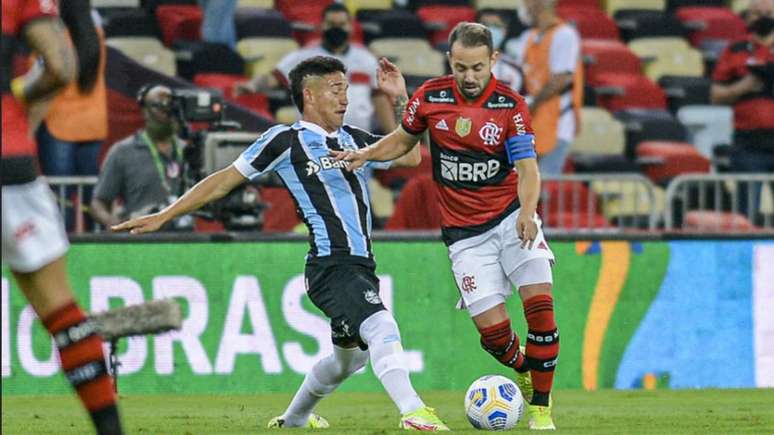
[44,27,108,142]
[523,21,583,155]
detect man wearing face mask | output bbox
[512,0,583,176]
[90,84,191,230]
[234,3,396,134]
[477,8,524,93]
[711,0,774,222]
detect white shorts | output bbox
[448,209,555,316]
[2,179,69,273]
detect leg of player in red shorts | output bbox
[11,256,123,435]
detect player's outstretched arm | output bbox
[515,158,541,249]
[112,165,247,234]
[331,126,419,171]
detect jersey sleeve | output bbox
[711,46,736,83]
[401,86,428,135]
[233,125,291,180]
[504,96,537,163]
[549,25,580,74]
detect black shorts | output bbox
[305,259,385,349]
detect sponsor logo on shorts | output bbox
[364,289,382,304]
[13,221,36,242]
[461,275,477,293]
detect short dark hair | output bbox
[448,22,493,54]
[322,3,350,20]
[288,56,347,113]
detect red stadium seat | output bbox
[416,5,477,47]
[558,0,602,8]
[275,0,335,46]
[260,187,301,232]
[636,141,710,184]
[557,6,620,40]
[385,174,441,231]
[683,211,755,231]
[582,39,642,85]
[540,181,600,215]
[675,7,747,47]
[593,73,667,112]
[155,5,202,47]
[193,73,273,120]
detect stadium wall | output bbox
[2,239,772,395]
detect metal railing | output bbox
[664,173,774,231]
[45,176,98,234]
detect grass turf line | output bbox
[3,389,774,434]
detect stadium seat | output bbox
[613,9,685,42]
[636,140,710,184]
[235,8,292,39]
[260,186,301,232]
[416,5,477,47]
[236,37,299,76]
[557,0,601,7]
[173,41,245,80]
[475,0,525,9]
[275,0,335,46]
[541,181,600,215]
[582,39,642,85]
[675,7,747,48]
[628,37,704,81]
[358,9,428,44]
[344,0,393,15]
[106,37,176,76]
[591,180,665,228]
[155,4,203,47]
[592,73,667,112]
[193,73,273,119]
[237,0,274,8]
[666,0,725,11]
[573,108,626,156]
[606,0,665,15]
[658,75,711,113]
[682,210,755,231]
[369,38,446,76]
[676,105,733,158]
[385,174,442,231]
[94,0,140,8]
[557,6,620,40]
[614,109,687,159]
[102,9,158,38]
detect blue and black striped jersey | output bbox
[233,120,391,262]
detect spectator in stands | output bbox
[36,10,107,231]
[477,8,523,93]
[91,84,192,231]
[234,3,396,133]
[199,0,237,49]
[512,0,582,176]
[710,0,774,221]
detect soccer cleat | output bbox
[527,404,556,430]
[399,406,450,431]
[515,346,534,403]
[267,413,329,429]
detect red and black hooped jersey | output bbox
[401,75,536,244]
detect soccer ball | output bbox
[464,375,525,430]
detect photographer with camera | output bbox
[91,84,193,230]
[711,0,774,221]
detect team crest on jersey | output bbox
[479,122,503,146]
[455,117,472,137]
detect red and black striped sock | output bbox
[43,302,123,435]
[523,295,559,407]
[478,319,529,373]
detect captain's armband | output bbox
[505,134,537,164]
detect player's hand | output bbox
[111,213,167,234]
[376,57,407,102]
[329,149,369,172]
[516,212,539,249]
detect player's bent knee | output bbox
[359,311,407,379]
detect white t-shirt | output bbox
[492,54,523,93]
[510,24,580,143]
[274,43,379,131]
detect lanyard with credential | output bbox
[140,131,183,196]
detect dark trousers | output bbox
[730,130,774,223]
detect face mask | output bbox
[322,27,349,50]
[488,26,506,49]
[518,4,534,27]
[749,16,774,38]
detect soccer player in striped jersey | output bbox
[113,56,449,431]
[333,23,560,430]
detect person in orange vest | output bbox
[513,0,583,175]
[35,10,107,230]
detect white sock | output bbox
[360,311,425,415]
[282,345,368,426]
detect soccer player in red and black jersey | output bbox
[334,22,559,430]
[2,1,123,433]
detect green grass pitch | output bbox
[3,389,773,434]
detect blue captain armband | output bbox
[505,134,537,164]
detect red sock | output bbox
[523,295,559,406]
[43,302,123,435]
[478,319,528,373]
